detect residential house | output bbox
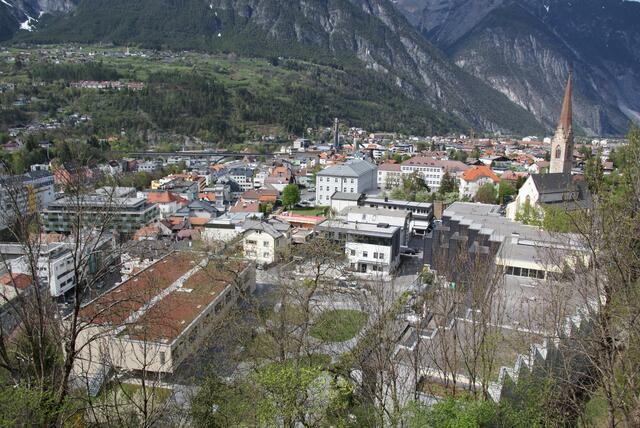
[242,219,291,265]
[459,166,501,199]
[146,191,186,219]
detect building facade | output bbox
[315,160,377,206]
[43,187,159,236]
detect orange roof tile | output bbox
[461,165,500,183]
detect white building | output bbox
[343,206,411,246]
[228,167,255,191]
[137,161,162,173]
[458,166,501,199]
[377,163,402,190]
[315,160,377,206]
[400,157,469,192]
[316,219,401,276]
[5,234,115,297]
[242,219,291,266]
[201,212,264,243]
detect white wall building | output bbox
[377,163,402,190]
[316,220,401,277]
[315,160,377,206]
[242,220,291,266]
[458,166,501,199]
[400,157,469,192]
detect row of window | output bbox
[350,249,386,260]
[505,265,546,279]
[319,177,356,184]
[319,186,355,193]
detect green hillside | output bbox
[0,47,464,142]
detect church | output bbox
[506,71,591,221]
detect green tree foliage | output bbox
[31,61,121,82]
[584,151,604,193]
[403,398,497,428]
[439,170,458,195]
[191,376,256,427]
[390,171,430,201]
[474,183,497,204]
[449,149,468,163]
[498,181,516,204]
[282,184,301,210]
[515,200,543,226]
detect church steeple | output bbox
[550,70,574,174]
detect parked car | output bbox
[400,246,417,255]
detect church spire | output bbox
[558,68,573,133]
[549,69,575,174]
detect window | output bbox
[263,241,269,247]
[159,352,166,365]
[555,146,562,159]
[246,240,257,245]
[363,251,368,258]
[373,252,379,259]
[263,252,269,258]
[350,249,356,256]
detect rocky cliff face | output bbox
[394,0,640,135]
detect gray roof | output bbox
[316,219,400,238]
[343,205,410,219]
[243,219,290,238]
[530,173,577,194]
[331,192,364,202]
[317,160,377,178]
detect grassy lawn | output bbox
[289,207,327,216]
[310,309,368,343]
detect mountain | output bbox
[0,0,77,41]
[8,0,544,135]
[393,0,640,136]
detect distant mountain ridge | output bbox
[0,0,76,40]
[393,0,640,135]
[4,0,545,135]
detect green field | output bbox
[310,309,368,343]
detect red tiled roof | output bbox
[461,166,500,183]
[0,273,32,290]
[147,191,186,204]
[378,162,402,172]
[230,200,260,213]
[79,253,198,326]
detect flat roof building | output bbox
[73,252,255,392]
[43,187,159,236]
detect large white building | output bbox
[400,157,469,192]
[377,163,402,190]
[315,160,377,206]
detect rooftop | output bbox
[79,252,249,344]
[317,160,377,178]
[316,219,400,238]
